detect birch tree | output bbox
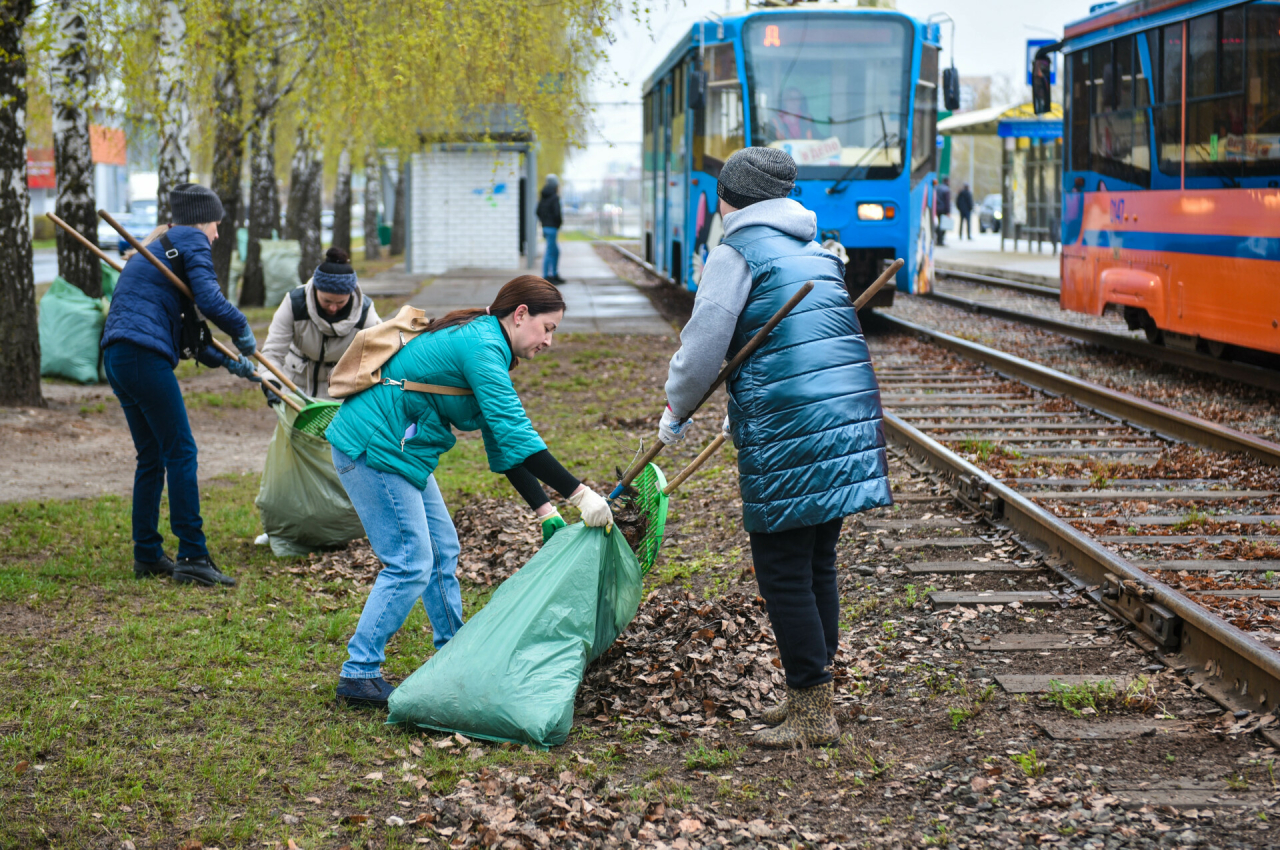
[154,0,190,221]
[0,0,41,407]
[331,146,351,253]
[50,0,97,297]
[239,56,277,307]
[389,159,405,257]
[362,152,379,260]
[208,9,247,293]
[285,124,322,283]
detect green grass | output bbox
[683,741,743,770]
[1,333,685,847]
[1009,749,1047,778]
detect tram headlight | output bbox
[857,203,886,221]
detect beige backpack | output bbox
[328,305,474,399]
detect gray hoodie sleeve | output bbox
[663,244,752,418]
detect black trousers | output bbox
[748,517,843,690]
[958,211,972,239]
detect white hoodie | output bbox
[663,197,825,417]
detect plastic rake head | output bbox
[630,463,669,575]
[292,401,341,438]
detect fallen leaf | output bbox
[678,818,704,834]
[340,814,368,825]
[363,772,383,781]
[386,815,406,827]
[14,761,29,776]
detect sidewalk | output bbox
[409,240,673,336]
[935,230,1061,287]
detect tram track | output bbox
[930,269,1280,395]
[605,240,1280,747]
[872,327,1280,739]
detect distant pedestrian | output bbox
[956,183,974,240]
[100,182,258,588]
[935,177,952,246]
[536,175,564,284]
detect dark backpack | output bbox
[158,233,213,361]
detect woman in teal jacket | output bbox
[325,275,614,707]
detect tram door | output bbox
[667,64,687,285]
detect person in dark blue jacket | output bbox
[101,182,258,587]
[657,147,892,749]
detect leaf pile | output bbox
[406,764,843,849]
[451,498,542,586]
[302,539,382,591]
[610,484,650,554]
[578,586,790,729]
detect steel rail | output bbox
[882,410,1280,717]
[923,289,1280,395]
[872,313,1280,467]
[935,266,1060,298]
[596,241,677,286]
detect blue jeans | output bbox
[331,447,464,678]
[103,341,207,562]
[542,226,560,278]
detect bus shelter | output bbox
[938,102,1063,254]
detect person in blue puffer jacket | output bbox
[101,182,258,588]
[656,147,893,749]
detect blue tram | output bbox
[640,6,946,303]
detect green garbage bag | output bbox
[260,239,302,307]
[39,277,109,384]
[387,524,643,748]
[255,403,365,556]
[100,260,120,300]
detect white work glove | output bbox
[658,405,692,445]
[722,415,732,438]
[569,487,614,529]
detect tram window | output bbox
[911,44,939,182]
[1246,1,1280,138]
[1092,44,1110,114]
[1069,50,1091,172]
[1222,7,1244,93]
[1189,14,1217,99]
[1161,25,1183,105]
[1115,36,1134,108]
[692,43,744,178]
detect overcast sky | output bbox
[564,0,1100,184]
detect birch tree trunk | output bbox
[363,153,381,260]
[331,147,352,253]
[0,0,42,407]
[210,15,246,294]
[154,0,190,222]
[239,67,277,308]
[51,0,98,297]
[285,126,323,282]
[390,158,406,256]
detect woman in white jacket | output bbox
[259,247,381,401]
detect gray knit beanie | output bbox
[716,147,797,209]
[170,182,225,226]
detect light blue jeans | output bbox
[542,226,560,278]
[332,447,464,679]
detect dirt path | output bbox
[0,369,278,503]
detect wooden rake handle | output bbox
[854,258,903,311]
[610,280,815,498]
[95,210,311,401]
[615,258,902,500]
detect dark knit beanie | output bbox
[312,248,358,294]
[170,182,225,226]
[716,147,797,210]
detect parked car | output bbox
[97,200,159,254]
[978,194,1002,233]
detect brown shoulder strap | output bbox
[384,378,473,396]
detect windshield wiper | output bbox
[827,112,895,195]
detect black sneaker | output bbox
[134,553,175,579]
[173,555,236,587]
[336,676,396,708]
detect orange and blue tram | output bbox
[1055,0,1280,357]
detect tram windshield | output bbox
[743,15,912,180]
